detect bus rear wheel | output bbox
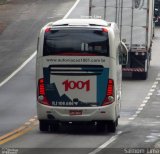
[107,120,117,133]
[39,120,49,132]
[96,121,106,132]
[50,121,59,132]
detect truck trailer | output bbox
[89,0,154,79]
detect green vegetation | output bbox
[0,0,7,5]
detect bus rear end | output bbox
[36,21,118,132]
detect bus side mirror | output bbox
[119,41,128,65]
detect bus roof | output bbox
[47,19,112,28]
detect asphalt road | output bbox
[1,0,160,154]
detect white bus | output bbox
[36,19,128,132]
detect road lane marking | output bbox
[154,81,158,85]
[156,77,160,80]
[143,100,148,103]
[88,131,122,154]
[129,73,160,121]
[148,92,153,96]
[129,117,135,120]
[136,111,141,115]
[152,85,157,89]
[63,0,80,19]
[0,119,37,145]
[138,107,144,111]
[140,104,146,107]
[145,96,150,100]
[0,127,34,145]
[0,52,37,88]
[150,89,155,92]
[133,114,138,117]
[0,126,26,141]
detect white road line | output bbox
[145,96,150,100]
[88,131,122,154]
[140,104,146,107]
[143,100,148,103]
[138,107,143,111]
[0,0,80,87]
[133,114,138,117]
[152,85,157,88]
[129,117,135,120]
[63,0,80,19]
[0,52,37,87]
[148,93,153,96]
[128,73,160,121]
[136,110,141,114]
[150,89,155,92]
[154,81,159,85]
[156,78,160,81]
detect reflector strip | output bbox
[122,68,145,72]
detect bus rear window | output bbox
[43,28,109,56]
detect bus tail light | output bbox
[37,78,51,106]
[102,79,115,106]
[45,28,51,33]
[102,28,108,33]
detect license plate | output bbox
[69,110,82,116]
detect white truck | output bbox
[89,0,154,79]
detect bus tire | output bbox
[39,120,49,132]
[140,72,148,80]
[116,118,118,127]
[96,121,106,132]
[50,121,59,132]
[107,121,116,133]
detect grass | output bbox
[0,0,7,5]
